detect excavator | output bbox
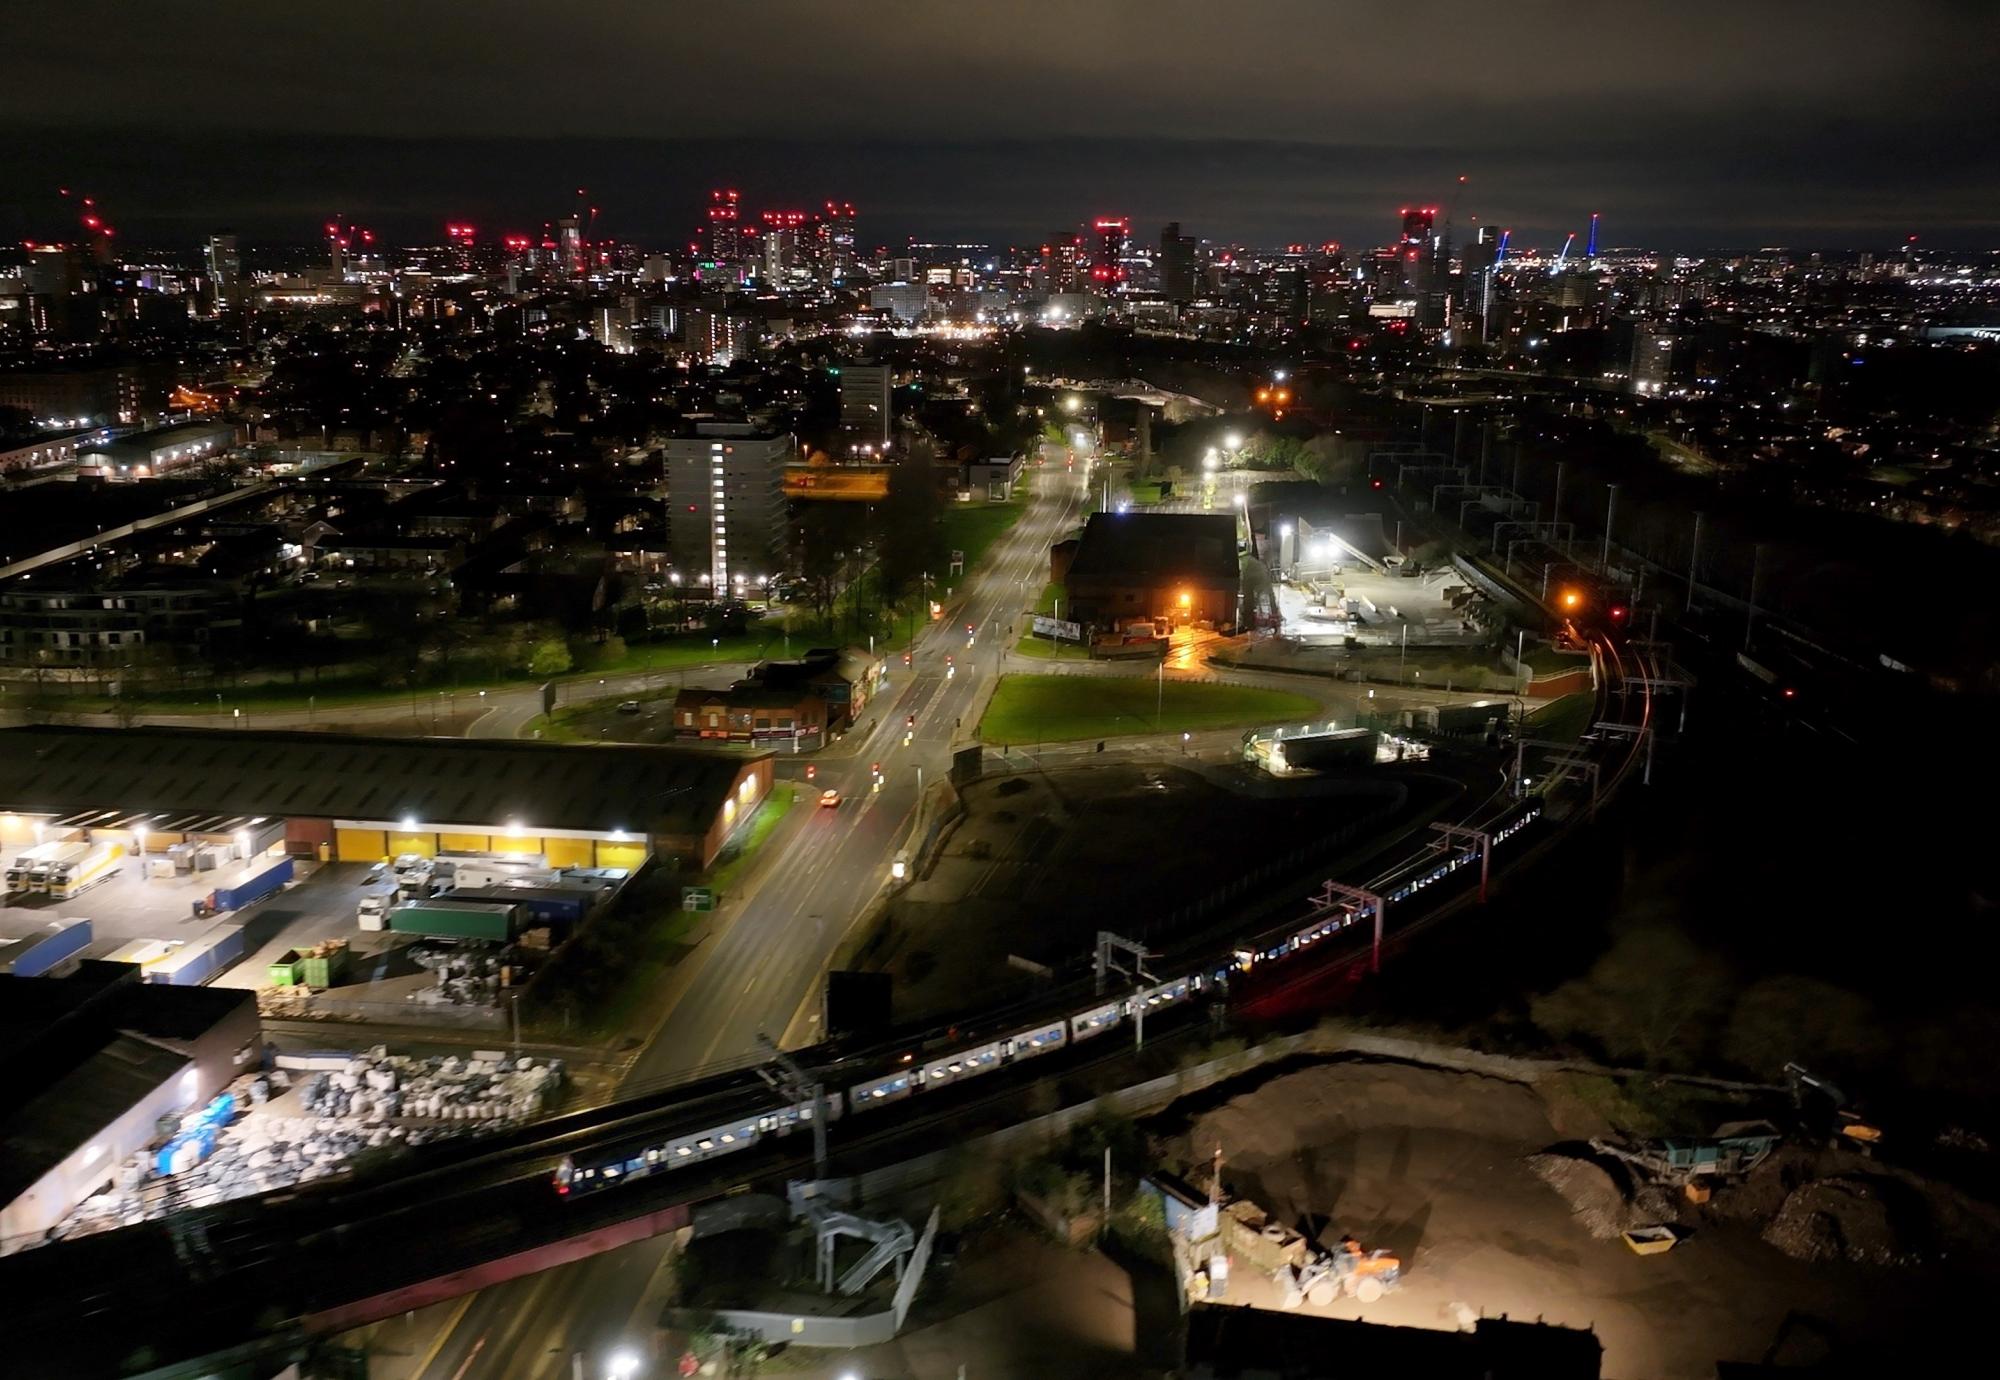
[1786,1062,1884,1155]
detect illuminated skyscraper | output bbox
[203,233,241,308]
[1044,231,1085,292]
[707,189,743,264]
[1091,216,1130,293]
[821,201,856,282]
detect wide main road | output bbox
[406,466,1087,1380]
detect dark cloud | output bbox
[5,1,1996,248]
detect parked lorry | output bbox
[357,892,393,931]
[48,842,123,900]
[435,858,558,891]
[5,841,69,893]
[144,923,247,987]
[438,884,599,929]
[26,842,92,893]
[387,899,524,942]
[210,855,293,912]
[0,918,92,977]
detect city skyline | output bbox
[6,0,1999,251]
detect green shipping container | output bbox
[301,948,351,989]
[387,900,521,942]
[268,950,303,986]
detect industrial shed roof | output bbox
[0,726,767,838]
[1064,512,1238,583]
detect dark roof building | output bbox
[0,962,259,1247]
[0,725,774,870]
[1182,1304,1603,1378]
[1057,512,1241,631]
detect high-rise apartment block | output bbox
[665,423,792,592]
[839,363,892,451]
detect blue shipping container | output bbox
[213,856,293,912]
[441,885,591,926]
[2,918,92,977]
[145,922,246,986]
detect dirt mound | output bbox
[1526,1149,1635,1239]
[1162,1058,1553,1221]
[1763,1176,1924,1266]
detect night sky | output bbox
[8,0,1998,252]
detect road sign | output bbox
[1032,614,1083,643]
[681,886,715,912]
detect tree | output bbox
[527,638,572,677]
[1529,925,1733,1069]
[877,450,946,609]
[1722,975,1879,1079]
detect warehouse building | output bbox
[1054,512,1241,632]
[0,726,773,874]
[75,420,234,478]
[0,961,258,1250]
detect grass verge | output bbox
[978,673,1320,744]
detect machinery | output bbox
[1590,1123,1782,1190]
[1278,1234,1402,1307]
[1786,1062,1883,1154]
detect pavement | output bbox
[386,467,1096,1380]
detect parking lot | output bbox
[0,856,375,989]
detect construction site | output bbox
[1140,1045,2000,1377]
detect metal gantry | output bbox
[1096,931,1157,1051]
[1428,822,1493,903]
[1307,881,1387,974]
[1593,720,1656,786]
[757,1033,827,1179]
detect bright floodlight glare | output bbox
[1224,432,1242,450]
[1274,369,1288,382]
[1062,395,1081,413]
[607,1351,641,1380]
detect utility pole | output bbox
[1478,419,1490,487]
[1745,543,1764,651]
[1602,483,1618,571]
[1551,461,1565,530]
[1686,511,1703,612]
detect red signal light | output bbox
[1371,479,1383,489]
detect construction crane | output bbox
[56,187,117,260]
[1494,228,1512,266]
[1550,231,1577,274]
[1585,211,1601,260]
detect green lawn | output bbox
[705,783,798,895]
[978,673,1320,745]
[938,496,1026,583]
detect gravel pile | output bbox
[1526,1149,1635,1239]
[1763,1176,1923,1266]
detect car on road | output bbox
[819,788,841,809]
[617,700,642,714]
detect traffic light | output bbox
[1370,478,1383,490]
[1609,605,1628,622]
